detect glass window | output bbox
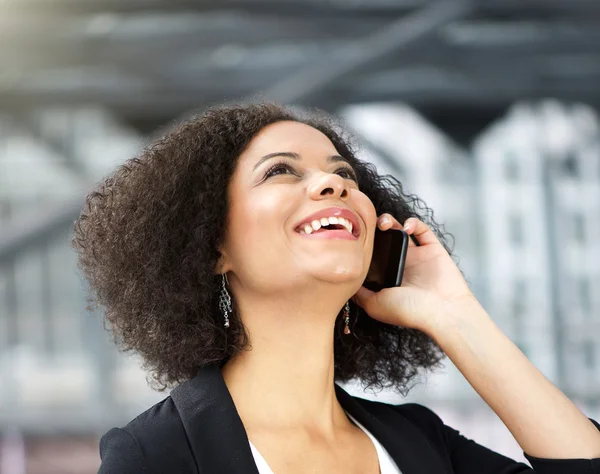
[509,214,524,245]
[505,151,519,181]
[583,341,595,370]
[573,213,586,244]
[561,153,579,178]
[579,277,591,314]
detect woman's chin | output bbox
[310,267,364,285]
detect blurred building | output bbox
[475,101,600,400]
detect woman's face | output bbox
[219,120,377,296]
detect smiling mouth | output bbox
[295,217,358,237]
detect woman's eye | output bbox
[265,164,294,178]
[264,163,357,182]
[338,168,358,181]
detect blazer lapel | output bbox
[171,363,259,474]
[335,384,448,474]
[171,363,447,474]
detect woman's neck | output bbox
[221,331,350,439]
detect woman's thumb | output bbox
[352,285,373,306]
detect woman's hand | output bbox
[352,213,477,337]
[353,216,600,462]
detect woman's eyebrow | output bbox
[252,152,351,172]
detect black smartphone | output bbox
[362,228,409,292]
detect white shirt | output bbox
[248,411,403,473]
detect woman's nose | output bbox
[307,172,349,200]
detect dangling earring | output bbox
[219,273,232,328]
[343,301,351,335]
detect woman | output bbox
[73,103,600,473]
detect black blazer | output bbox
[98,364,600,473]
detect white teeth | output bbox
[337,217,353,234]
[297,215,355,235]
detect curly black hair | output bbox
[72,102,451,394]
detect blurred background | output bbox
[1,0,600,472]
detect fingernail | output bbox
[380,216,390,225]
[403,219,411,231]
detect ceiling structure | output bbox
[1,0,599,133]
[1,0,600,261]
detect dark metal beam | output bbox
[333,82,600,109]
[261,0,471,104]
[10,0,599,18]
[2,66,600,118]
[2,45,599,112]
[3,47,600,105]
[476,0,600,18]
[0,13,385,52]
[2,19,599,72]
[8,0,425,16]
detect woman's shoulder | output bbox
[347,395,451,449]
[121,395,182,435]
[98,396,195,473]
[384,400,446,430]
[351,395,445,428]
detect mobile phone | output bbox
[362,228,409,292]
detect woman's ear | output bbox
[214,248,231,275]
